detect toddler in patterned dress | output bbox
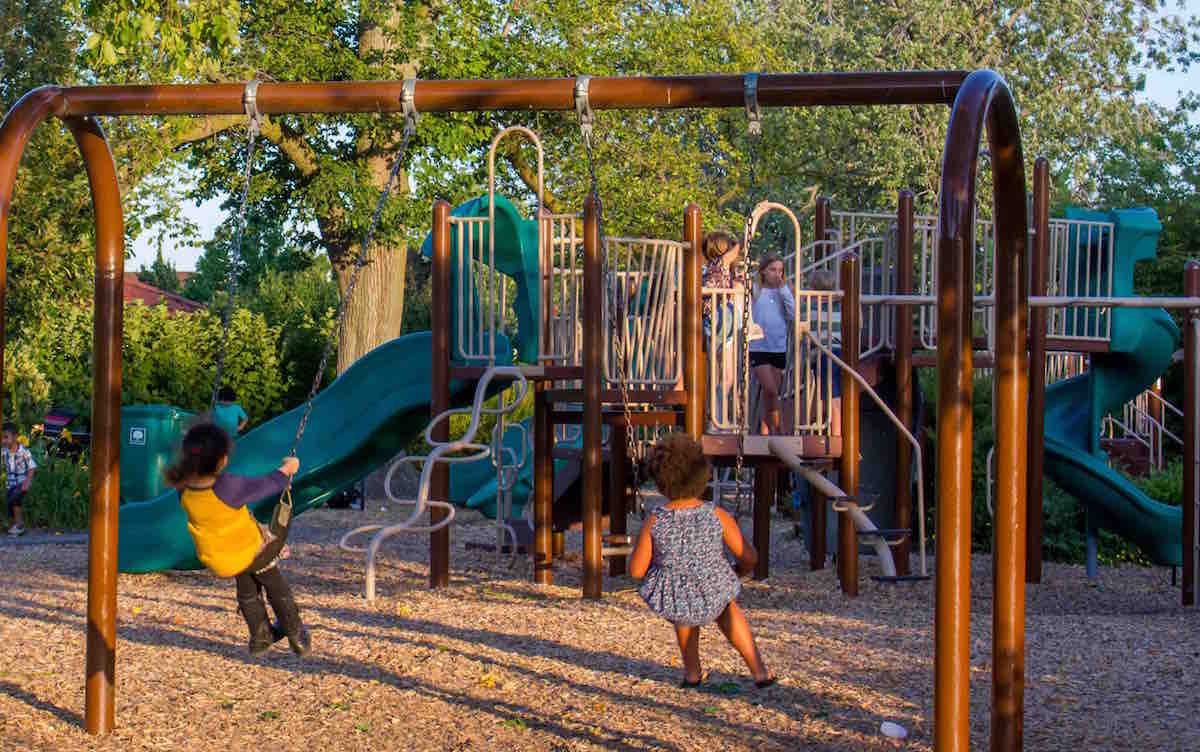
[630,432,774,688]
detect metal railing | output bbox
[909,214,1115,350]
[703,285,746,432]
[603,237,684,389]
[1045,218,1115,343]
[451,215,503,363]
[540,212,583,366]
[702,282,842,442]
[1106,386,1184,472]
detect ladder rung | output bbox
[601,546,633,558]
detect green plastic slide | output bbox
[117,331,512,573]
[1041,208,1183,566]
[119,193,545,573]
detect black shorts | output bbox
[6,488,25,515]
[749,351,787,370]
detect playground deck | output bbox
[0,506,1195,751]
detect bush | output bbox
[243,260,338,409]
[6,297,287,427]
[1136,460,1183,507]
[1,341,51,428]
[3,430,89,530]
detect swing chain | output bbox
[286,79,421,463]
[575,76,643,514]
[210,79,265,410]
[733,73,764,519]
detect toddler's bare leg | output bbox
[673,624,702,684]
[715,601,771,682]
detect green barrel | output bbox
[120,405,194,502]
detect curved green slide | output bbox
[119,194,543,574]
[118,331,515,573]
[1042,208,1182,566]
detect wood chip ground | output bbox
[1,503,1196,751]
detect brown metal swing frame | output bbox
[0,70,1038,750]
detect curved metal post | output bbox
[0,91,67,387]
[2,90,126,737]
[746,200,804,279]
[936,69,1028,752]
[746,201,805,433]
[67,116,126,737]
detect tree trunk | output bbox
[335,239,407,373]
[332,3,418,372]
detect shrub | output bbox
[1136,460,1183,507]
[1,341,51,428]
[6,297,287,426]
[3,431,89,530]
[244,261,338,409]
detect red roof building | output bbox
[123,277,205,314]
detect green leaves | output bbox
[79,0,243,81]
[5,298,287,427]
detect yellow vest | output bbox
[179,486,263,577]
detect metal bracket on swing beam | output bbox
[574,75,593,140]
[243,79,262,134]
[744,73,762,136]
[401,77,419,132]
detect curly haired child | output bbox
[166,423,310,656]
[630,432,774,688]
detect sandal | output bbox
[754,677,777,689]
[679,678,703,689]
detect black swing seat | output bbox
[855,527,910,541]
[871,574,932,584]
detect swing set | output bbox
[2,70,1056,751]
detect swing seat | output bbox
[855,528,910,545]
[871,574,932,584]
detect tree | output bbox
[26,0,1200,375]
[183,203,319,303]
[1096,98,1200,297]
[137,249,181,292]
[243,257,339,408]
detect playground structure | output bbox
[1,70,1199,752]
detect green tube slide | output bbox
[1041,208,1183,566]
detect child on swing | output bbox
[630,432,774,689]
[166,423,310,656]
